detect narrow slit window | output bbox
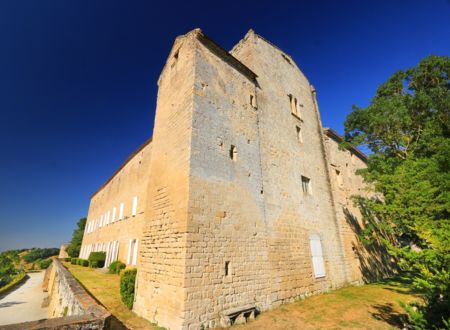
[296,126,303,143]
[335,169,343,187]
[230,145,237,161]
[250,94,257,109]
[225,261,230,276]
[301,176,311,194]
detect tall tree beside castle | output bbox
[66,217,86,258]
[344,55,450,328]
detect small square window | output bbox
[301,176,311,194]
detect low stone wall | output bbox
[1,259,114,330]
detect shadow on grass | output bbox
[371,303,408,328]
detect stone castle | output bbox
[79,29,388,329]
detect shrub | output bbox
[64,257,71,262]
[70,258,78,265]
[23,248,59,263]
[88,252,106,268]
[120,268,137,309]
[108,261,126,274]
[38,259,52,269]
[79,259,89,267]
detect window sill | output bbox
[291,113,303,122]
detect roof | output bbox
[323,128,368,162]
[195,29,258,84]
[90,137,152,199]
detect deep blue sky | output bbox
[0,0,449,251]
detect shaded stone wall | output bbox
[324,133,391,282]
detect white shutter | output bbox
[132,239,138,266]
[119,203,124,220]
[112,207,116,223]
[114,241,119,262]
[127,239,132,265]
[132,196,138,217]
[105,242,111,267]
[310,234,326,278]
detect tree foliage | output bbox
[66,217,86,258]
[23,248,59,263]
[344,55,450,329]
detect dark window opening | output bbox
[225,261,230,276]
[230,145,237,161]
[301,176,311,194]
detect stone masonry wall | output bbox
[231,31,348,303]
[183,33,269,329]
[324,133,391,282]
[133,31,197,330]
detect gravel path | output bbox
[0,272,48,326]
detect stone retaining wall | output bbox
[0,259,114,330]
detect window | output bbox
[309,234,326,278]
[301,176,311,194]
[106,210,110,225]
[127,239,138,265]
[250,94,257,109]
[132,196,138,217]
[230,145,237,161]
[296,126,303,143]
[99,215,103,227]
[119,202,124,220]
[335,169,343,187]
[289,94,301,119]
[112,207,116,223]
[225,261,230,277]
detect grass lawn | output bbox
[65,262,419,330]
[64,262,163,330]
[235,278,420,330]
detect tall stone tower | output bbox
[133,29,359,329]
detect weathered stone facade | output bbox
[80,28,386,330]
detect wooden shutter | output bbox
[310,234,326,278]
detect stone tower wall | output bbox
[231,32,349,303]
[133,33,197,330]
[183,33,270,328]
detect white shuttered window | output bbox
[309,234,326,278]
[132,196,138,217]
[119,203,124,220]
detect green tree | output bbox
[0,253,16,287]
[66,217,87,258]
[344,55,450,329]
